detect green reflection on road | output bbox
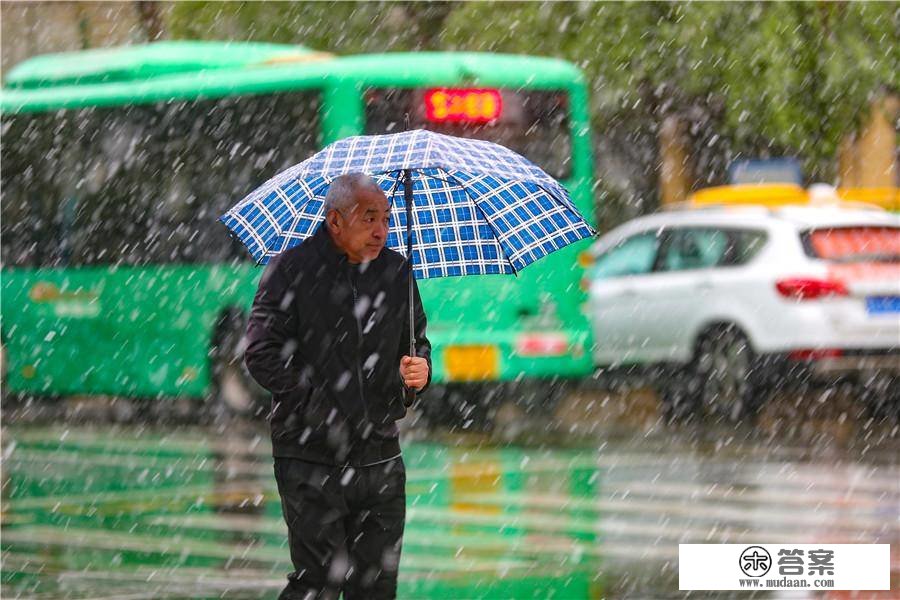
[2,427,603,599]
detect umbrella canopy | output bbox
[219,129,594,277]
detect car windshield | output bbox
[802,226,900,263]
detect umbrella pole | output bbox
[404,169,416,405]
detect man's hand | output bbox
[400,356,429,391]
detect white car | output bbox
[584,202,900,421]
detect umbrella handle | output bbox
[404,169,416,407]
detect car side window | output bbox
[659,228,730,272]
[592,231,660,280]
[728,229,768,265]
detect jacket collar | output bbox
[311,222,350,269]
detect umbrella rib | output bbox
[384,170,408,260]
[282,175,333,249]
[436,168,519,277]
[218,214,265,266]
[384,170,404,206]
[530,181,597,236]
[428,169,591,238]
[415,170,455,186]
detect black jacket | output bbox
[245,224,431,466]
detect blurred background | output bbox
[1,2,898,598]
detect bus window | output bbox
[2,91,320,268]
[364,88,572,180]
[1,112,81,268]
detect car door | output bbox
[642,227,734,362]
[587,230,663,366]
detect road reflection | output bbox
[2,397,898,598]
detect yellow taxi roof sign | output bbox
[836,187,899,212]
[688,184,809,208]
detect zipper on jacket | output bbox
[348,270,370,426]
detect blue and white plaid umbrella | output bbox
[219,129,595,277]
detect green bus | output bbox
[1,41,596,423]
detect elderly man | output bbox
[245,172,431,600]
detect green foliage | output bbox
[675,2,899,178]
[168,1,453,53]
[444,2,898,180]
[165,1,897,183]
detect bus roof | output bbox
[1,42,585,113]
[4,41,329,89]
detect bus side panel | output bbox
[1,264,259,399]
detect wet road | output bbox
[2,389,899,599]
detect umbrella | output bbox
[220,129,595,403]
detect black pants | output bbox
[273,456,406,600]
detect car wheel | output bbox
[210,311,268,420]
[694,326,761,423]
[863,373,899,421]
[658,367,701,424]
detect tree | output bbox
[164,2,898,218]
[167,1,452,53]
[442,2,898,211]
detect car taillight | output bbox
[788,348,843,361]
[775,277,848,300]
[580,276,591,292]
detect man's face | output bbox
[328,187,391,263]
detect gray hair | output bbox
[324,173,384,214]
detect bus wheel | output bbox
[508,379,574,418]
[420,383,496,432]
[210,311,268,420]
